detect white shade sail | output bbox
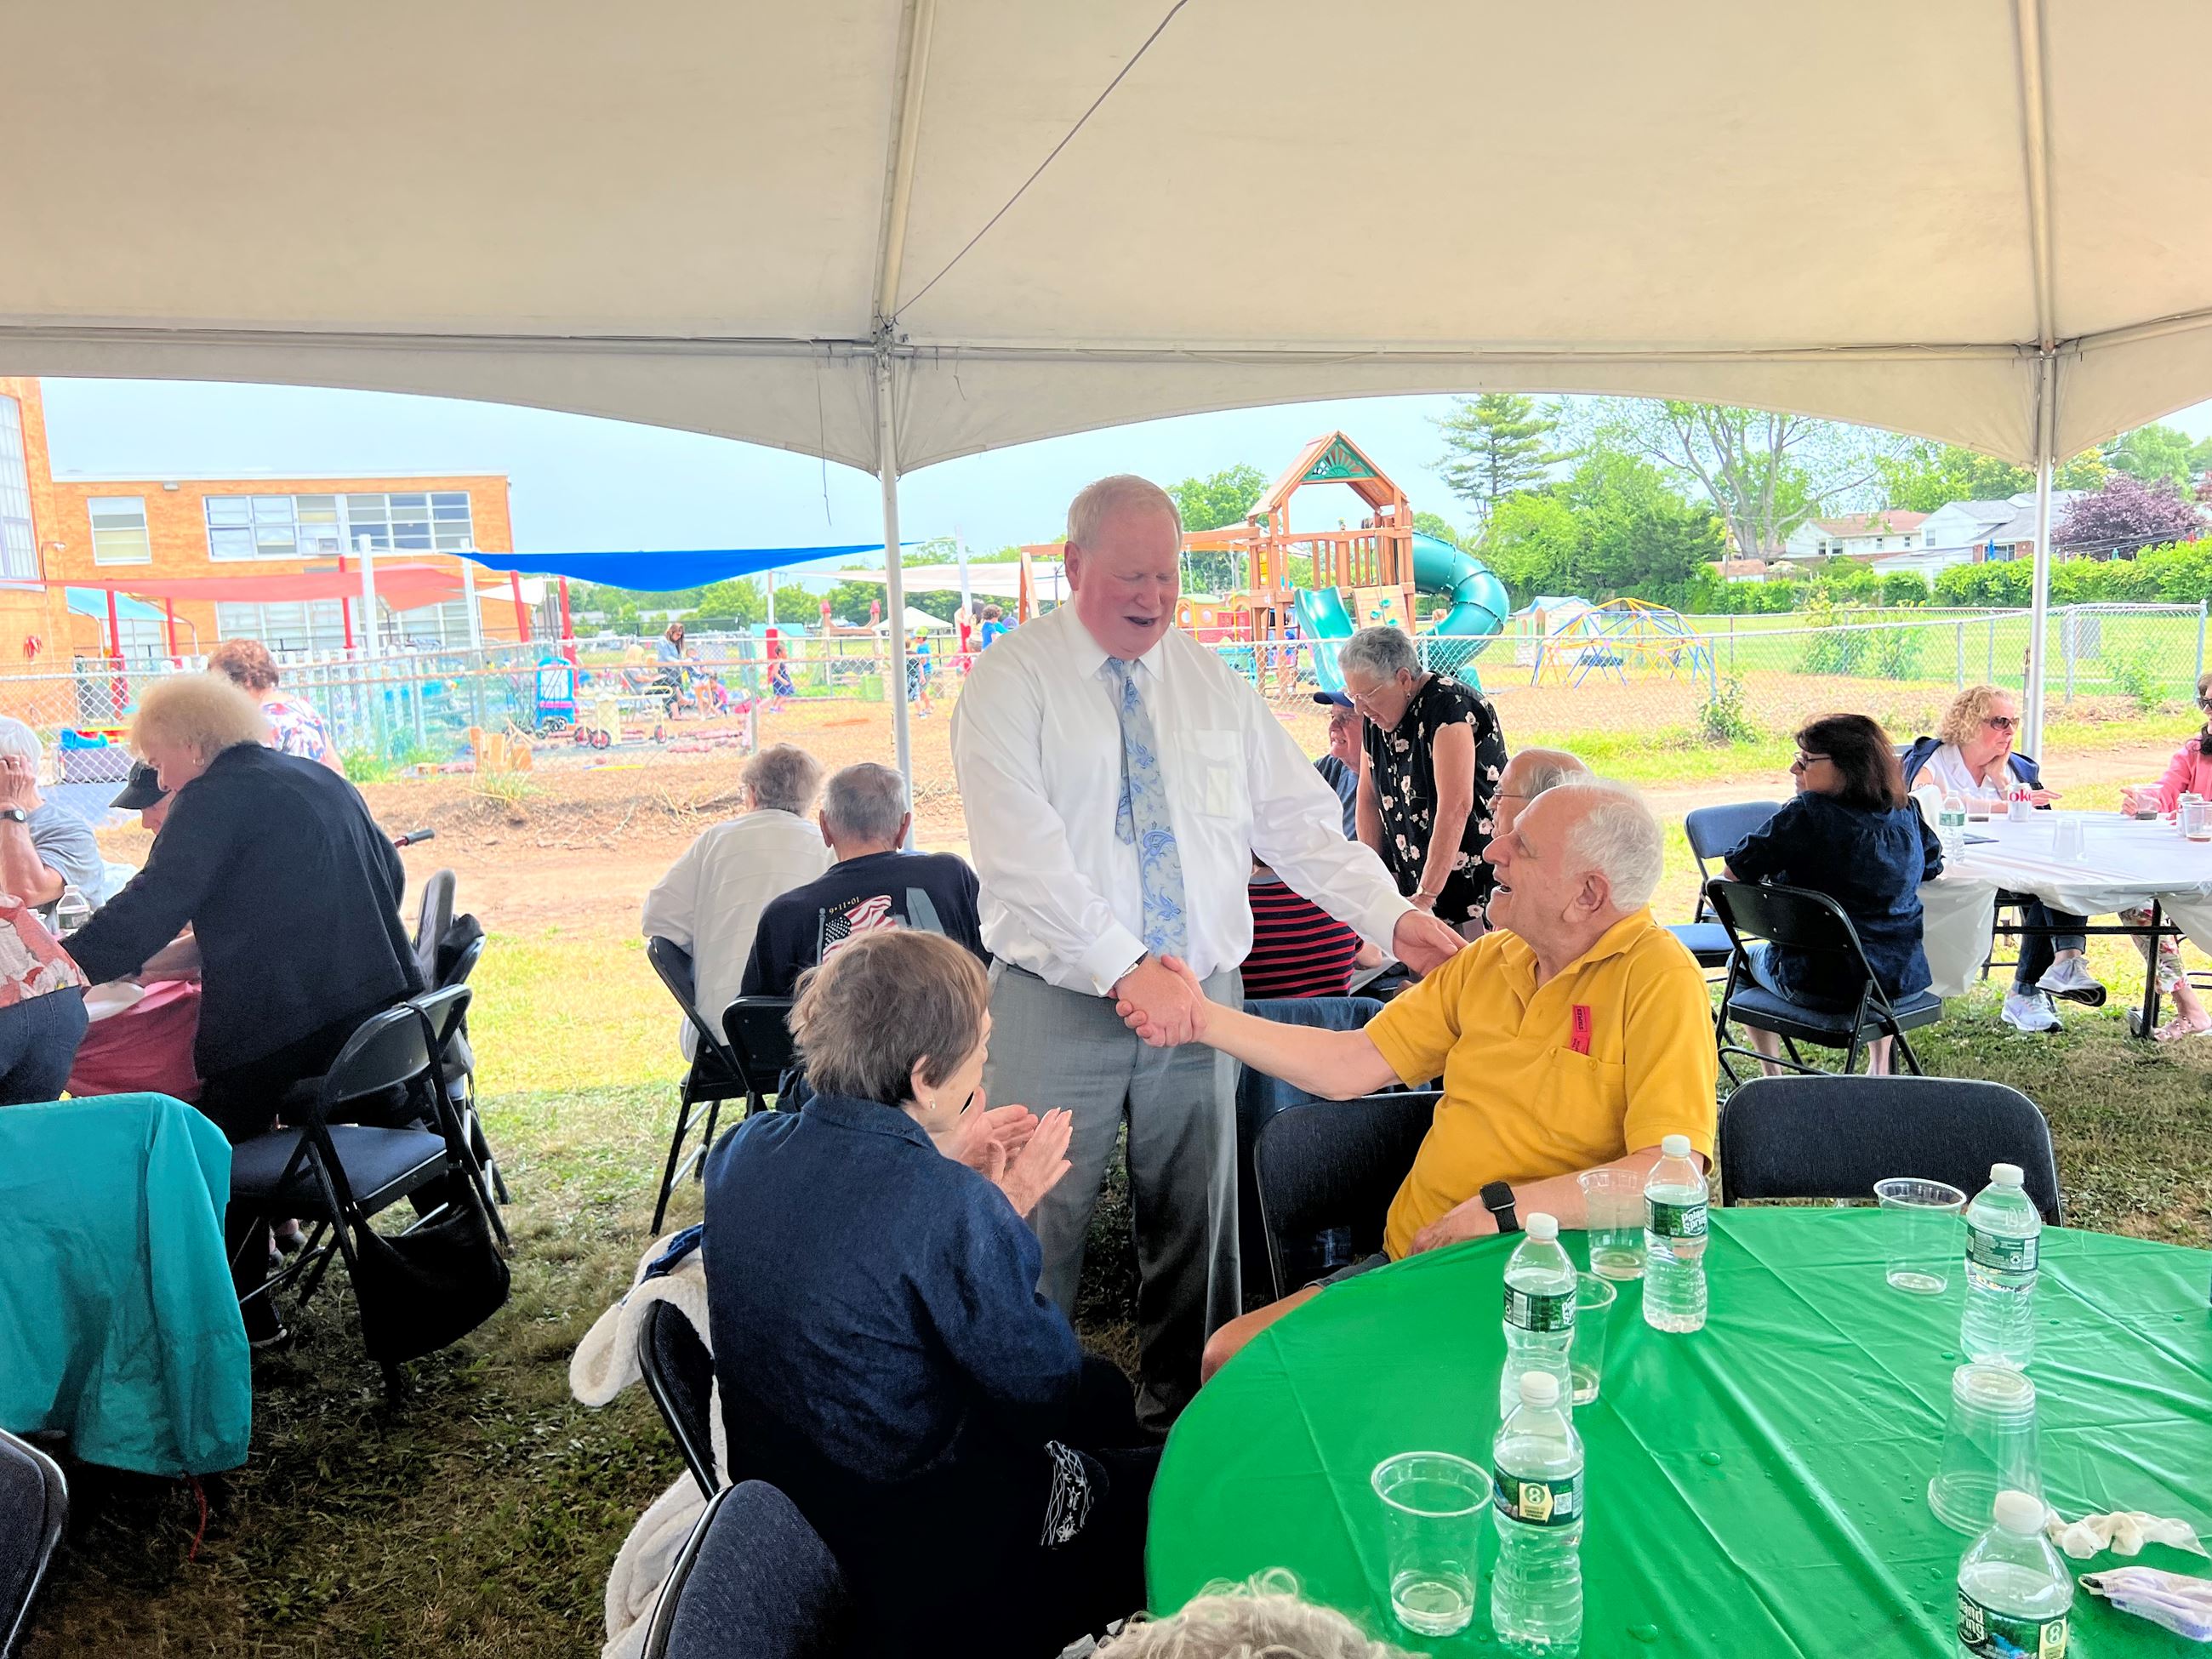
[5,0,2211,472]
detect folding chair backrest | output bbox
[413,984,472,1054]
[639,1301,720,1501]
[1252,1092,1442,1299]
[648,937,737,1068]
[720,998,798,1095]
[1685,801,1782,869]
[1706,879,1872,966]
[644,1481,849,1659]
[1719,1075,2062,1225]
[316,1004,440,1120]
[0,1428,66,1659]
[413,869,458,984]
[439,932,486,993]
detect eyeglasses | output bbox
[2197,695,2212,711]
[1983,715,2018,733]
[1790,751,1831,771]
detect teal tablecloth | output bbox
[1149,1208,2211,1656]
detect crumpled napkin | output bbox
[2045,1508,2208,1560]
[2080,1566,2212,1642]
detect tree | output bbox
[1167,464,1267,593]
[1478,493,1582,604]
[1876,440,2105,512]
[1554,452,1725,601]
[2055,472,2204,557]
[1434,395,1563,525]
[818,579,887,625]
[1565,400,1896,557]
[1412,511,1468,548]
[690,576,767,626]
[2101,423,2198,493]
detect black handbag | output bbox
[348,1175,510,1365]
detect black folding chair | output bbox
[227,1004,471,1361]
[641,1481,850,1659]
[1707,878,1943,1082]
[428,932,506,1202]
[413,867,458,986]
[413,984,509,1247]
[1718,1074,2062,1224]
[1251,1091,1442,1299]
[0,1428,66,1659]
[1668,800,1782,969]
[639,1301,720,1501]
[647,938,751,1234]
[720,998,801,1119]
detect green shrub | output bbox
[1871,624,1927,680]
[2101,641,2169,713]
[341,747,395,784]
[1794,601,1871,675]
[1879,572,1932,607]
[1697,675,1759,745]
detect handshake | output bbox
[1112,909,1464,1047]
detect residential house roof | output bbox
[1808,510,1928,537]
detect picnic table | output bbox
[1149,1209,2210,1656]
[1920,812,2212,1032]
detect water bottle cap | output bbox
[1993,1491,2048,1535]
[1661,1134,1692,1158]
[1991,1162,2024,1188]
[1518,1371,1561,1406]
[1525,1212,1559,1241]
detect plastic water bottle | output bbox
[53,884,90,938]
[1642,1134,1709,1332]
[1499,1212,1576,1417]
[1491,1370,1584,1655]
[1956,1490,2071,1659]
[1939,792,1968,862]
[1961,1163,2040,1370]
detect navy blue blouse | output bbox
[702,1089,1080,1485]
[1725,791,1945,1004]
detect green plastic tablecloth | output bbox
[1149,1208,2212,1656]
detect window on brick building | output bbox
[208,489,477,562]
[0,396,35,581]
[88,496,151,565]
[215,600,350,653]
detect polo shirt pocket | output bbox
[1534,1046,1629,1149]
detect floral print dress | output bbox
[1361,674,1508,928]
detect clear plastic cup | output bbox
[1371,1451,1485,1635]
[1571,1273,1616,1405]
[1929,1364,2041,1535]
[1874,1177,1967,1294]
[1578,1167,1644,1280]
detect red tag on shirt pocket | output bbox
[1570,1004,1593,1055]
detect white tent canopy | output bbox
[9,0,2212,763]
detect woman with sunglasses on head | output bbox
[1722,714,1942,1075]
[1901,683,2102,1032]
[2114,671,2212,1040]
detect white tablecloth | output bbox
[1918,813,2212,997]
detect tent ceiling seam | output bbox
[2012,0,2057,350]
[872,0,935,327]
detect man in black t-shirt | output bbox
[741,761,988,998]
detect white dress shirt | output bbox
[1918,742,2010,808]
[949,605,1413,995]
[641,808,831,1056]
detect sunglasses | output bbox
[1790,751,1831,771]
[1983,715,2018,733]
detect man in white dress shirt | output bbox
[950,475,1465,1426]
[641,743,830,1057]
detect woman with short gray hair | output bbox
[1339,624,1508,934]
[703,928,1158,1659]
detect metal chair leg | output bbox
[652,1087,697,1234]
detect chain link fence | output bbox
[8,604,2203,831]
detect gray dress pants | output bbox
[983,962,1242,1431]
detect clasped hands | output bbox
[1114,909,1466,1048]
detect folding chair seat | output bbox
[642,1480,850,1659]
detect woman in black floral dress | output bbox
[1338,624,1508,934]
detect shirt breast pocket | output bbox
[1534,1046,1629,1151]
[1183,729,1245,822]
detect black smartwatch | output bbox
[1479,1180,1521,1235]
[0,808,26,824]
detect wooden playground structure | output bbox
[1174,432,1419,646]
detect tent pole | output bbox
[356,535,379,661]
[2022,349,2055,760]
[876,356,914,839]
[462,556,483,650]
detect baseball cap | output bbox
[1311,690,1354,709]
[111,761,168,812]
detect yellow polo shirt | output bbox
[1367,909,1719,1259]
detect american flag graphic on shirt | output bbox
[818,892,903,961]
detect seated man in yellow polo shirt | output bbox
[1119,780,1717,1381]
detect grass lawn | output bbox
[25,917,2212,1656]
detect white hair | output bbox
[1555,780,1665,912]
[1508,746,1591,799]
[821,761,908,845]
[0,716,39,771]
[1100,1571,1411,1658]
[1339,624,1419,682]
[743,743,825,817]
[1067,474,1182,549]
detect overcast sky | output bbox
[38,378,2212,565]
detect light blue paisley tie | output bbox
[1104,657,1189,959]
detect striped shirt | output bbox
[1240,874,1362,1000]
